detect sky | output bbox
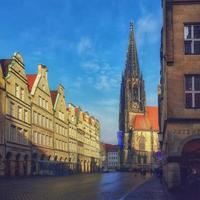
[0,0,162,144]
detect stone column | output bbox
[10,160,15,176]
[19,160,24,176]
[26,160,31,175]
[0,158,5,176]
[164,162,181,189]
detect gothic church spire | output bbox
[125,22,140,78]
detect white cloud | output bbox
[95,73,120,91]
[82,61,100,71]
[136,10,161,48]
[77,37,92,55]
[95,75,110,90]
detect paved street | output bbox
[2,172,199,200]
[0,172,155,200]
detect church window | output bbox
[133,86,138,101]
[139,136,145,151]
[185,75,200,108]
[184,24,200,54]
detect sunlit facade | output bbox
[0,52,101,176]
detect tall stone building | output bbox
[119,23,159,170]
[0,53,32,176]
[27,64,54,175]
[51,85,69,172]
[159,0,200,188]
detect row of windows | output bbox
[32,132,53,147]
[9,101,29,123]
[55,123,67,136]
[108,156,119,160]
[15,84,24,100]
[108,162,119,166]
[33,111,53,129]
[8,125,29,145]
[69,140,77,152]
[55,139,67,151]
[69,127,77,139]
[38,96,49,110]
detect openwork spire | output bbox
[125,22,140,78]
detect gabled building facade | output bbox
[0,52,101,176]
[51,84,69,174]
[159,0,200,188]
[119,23,159,170]
[27,64,54,175]
[67,103,78,171]
[0,53,32,176]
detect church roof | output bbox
[26,74,37,92]
[133,106,159,131]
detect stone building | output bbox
[104,144,120,170]
[0,53,32,176]
[159,0,200,188]
[75,108,100,172]
[100,142,107,171]
[0,52,101,176]
[67,103,78,172]
[51,84,69,174]
[119,23,159,170]
[27,64,55,175]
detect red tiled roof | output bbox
[103,144,119,152]
[133,106,159,131]
[26,74,37,92]
[50,90,58,106]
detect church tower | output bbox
[119,22,146,168]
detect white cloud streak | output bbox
[77,37,92,55]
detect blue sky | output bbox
[0,0,162,144]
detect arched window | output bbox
[133,86,138,101]
[139,136,145,151]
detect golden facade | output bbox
[28,64,54,175]
[52,85,69,163]
[0,52,101,176]
[0,53,32,176]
